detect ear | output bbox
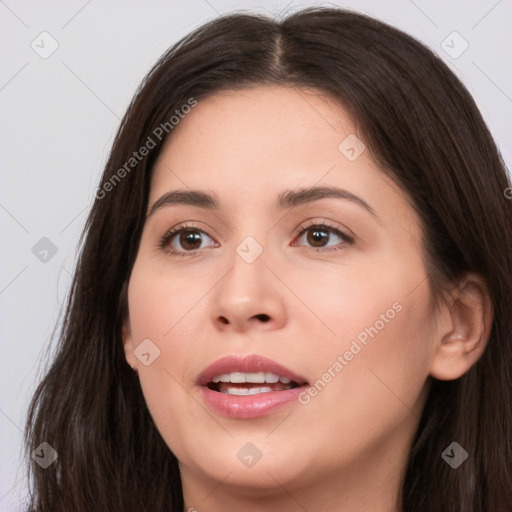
[122,317,138,371]
[429,273,493,380]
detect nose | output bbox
[210,246,287,333]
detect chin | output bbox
[184,442,312,490]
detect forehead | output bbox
[148,86,415,229]
[152,87,356,190]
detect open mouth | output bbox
[198,357,310,417]
[206,372,306,395]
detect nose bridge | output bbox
[234,237,267,289]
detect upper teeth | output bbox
[212,372,292,384]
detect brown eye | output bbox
[159,225,218,255]
[306,228,330,247]
[177,229,203,250]
[295,224,351,250]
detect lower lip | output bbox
[199,385,308,419]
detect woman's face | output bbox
[123,86,438,502]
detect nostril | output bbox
[218,314,270,325]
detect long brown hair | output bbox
[25,7,512,511]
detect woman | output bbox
[25,6,512,511]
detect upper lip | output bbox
[197,354,309,386]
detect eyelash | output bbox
[158,221,355,257]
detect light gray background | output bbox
[1,0,510,509]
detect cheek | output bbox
[126,306,203,464]
[126,265,207,387]
[289,292,433,471]
[287,252,430,357]
[127,258,212,342]
[294,254,434,423]
[125,263,200,426]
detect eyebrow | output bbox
[147,186,377,217]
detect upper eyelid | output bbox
[297,219,347,234]
[164,220,348,237]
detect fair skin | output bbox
[123,86,492,512]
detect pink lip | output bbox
[197,354,309,419]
